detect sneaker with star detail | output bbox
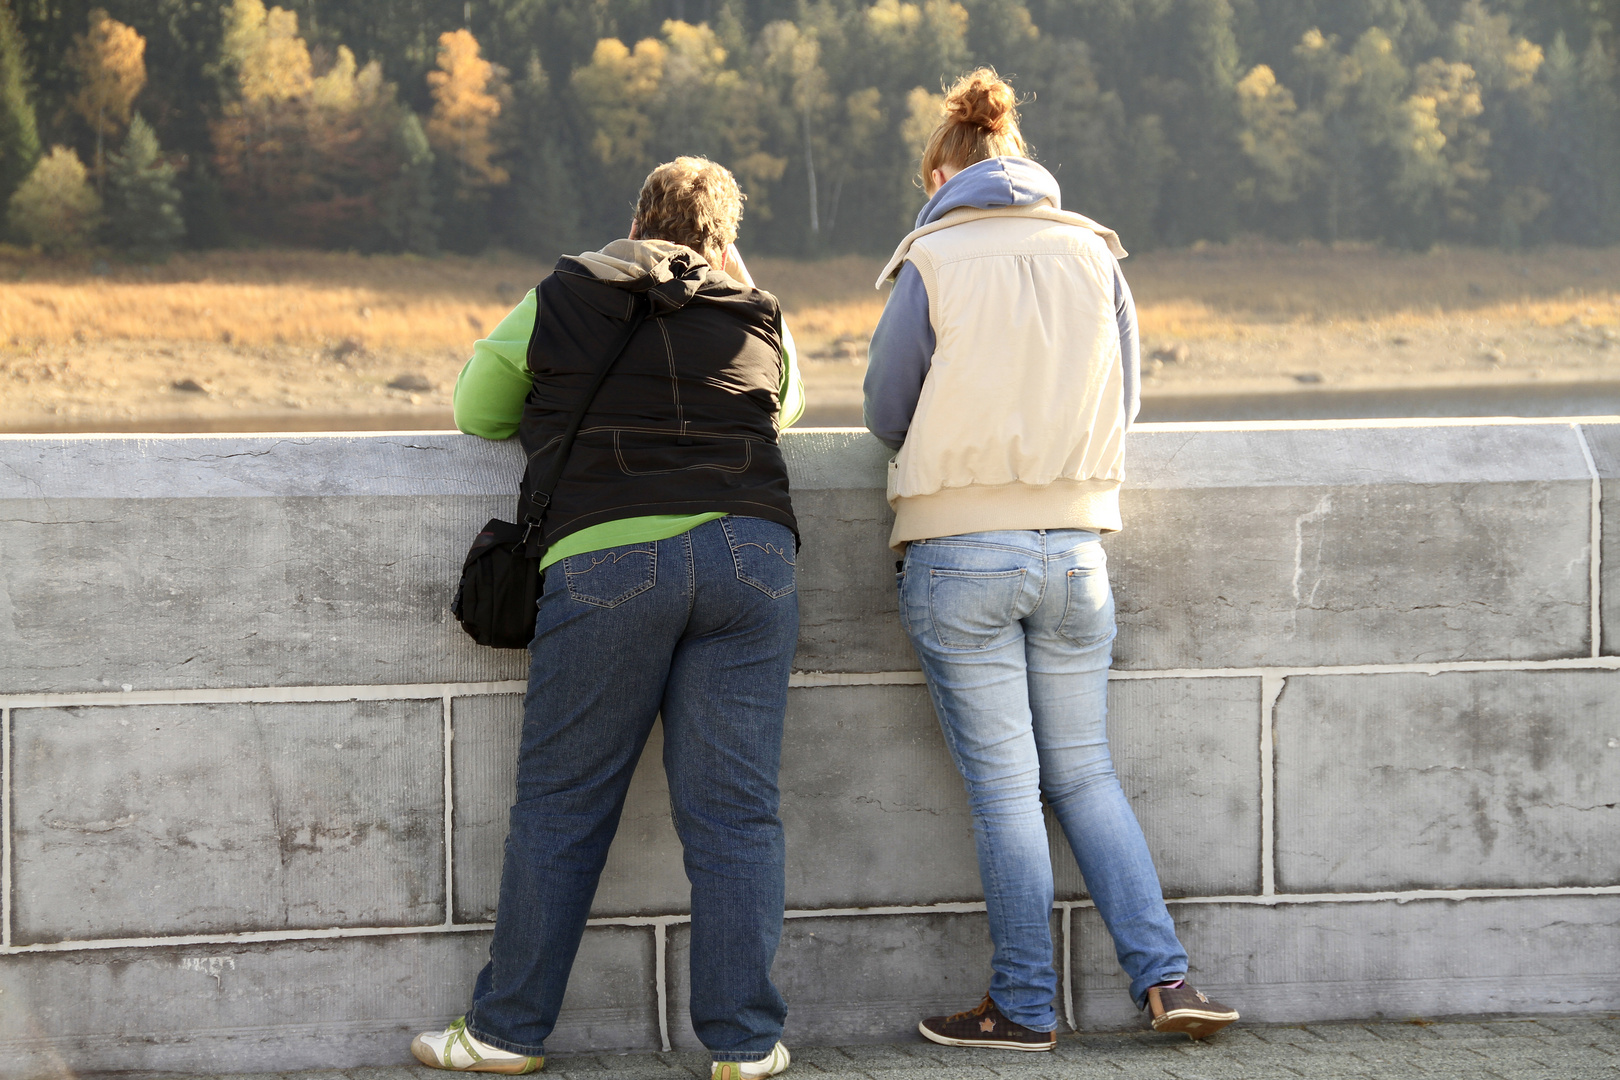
[1146,982,1239,1039]
[918,995,1057,1051]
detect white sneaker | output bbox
[711,1041,790,1080]
[411,1017,544,1074]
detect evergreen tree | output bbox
[103,112,184,260]
[0,0,39,216]
[1576,36,1620,244]
[1542,33,1620,244]
[7,144,102,251]
[379,109,439,253]
[490,55,580,260]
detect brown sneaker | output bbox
[918,995,1057,1051]
[1146,983,1239,1039]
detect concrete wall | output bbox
[2,421,1617,1076]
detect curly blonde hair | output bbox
[633,157,744,263]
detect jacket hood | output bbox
[556,238,720,316]
[914,156,1062,229]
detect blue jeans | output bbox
[466,517,798,1062]
[898,529,1188,1028]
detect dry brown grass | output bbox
[5,241,1620,433]
[0,248,550,350]
[1125,241,1620,341]
[4,243,1616,354]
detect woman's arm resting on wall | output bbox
[453,289,538,440]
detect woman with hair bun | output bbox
[865,69,1239,1050]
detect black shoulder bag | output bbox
[451,296,650,648]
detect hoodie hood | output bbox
[877,156,1126,286]
[557,238,722,316]
[914,156,1062,229]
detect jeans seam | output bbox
[684,528,696,618]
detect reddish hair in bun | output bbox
[921,68,1027,189]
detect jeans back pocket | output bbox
[927,568,1026,650]
[723,517,796,598]
[563,545,657,608]
[1057,563,1114,647]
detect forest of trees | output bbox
[1,0,1618,259]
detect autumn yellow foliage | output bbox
[427,30,507,186]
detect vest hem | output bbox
[887,479,1122,552]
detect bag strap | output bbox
[518,293,651,545]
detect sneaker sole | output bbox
[918,1022,1055,1052]
[1150,1009,1238,1040]
[411,1036,544,1074]
[712,1042,791,1080]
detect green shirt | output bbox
[453,288,806,571]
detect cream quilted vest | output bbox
[876,203,1131,551]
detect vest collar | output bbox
[875,204,1128,287]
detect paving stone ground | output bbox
[177,1017,1619,1080]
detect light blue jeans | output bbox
[898,529,1188,1029]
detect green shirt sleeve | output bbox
[452,289,537,439]
[778,317,806,429]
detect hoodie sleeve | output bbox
[863,261,935,450]
[1115,258,1141,430]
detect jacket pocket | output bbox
[723,516,796,598]
[613,430,753,475]
[563,545,657,608]
[927,568,1026,650]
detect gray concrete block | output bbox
[1070,896,1620,1031]
[11,700,445,944]
[1051,678,1262,901]
[453,686,976,916]
[780,684,982,907]
[781,430,893,492]
[451,694,687,921]
[1126,425,1595,490]
[791,488,917,674]
[0,496,527,693]
[0,927,658,1078]
[1274,671,1620,891]
[452,679,1256,917]
[666,914,1012,1049]
[0,433,524,500]
[1105,479,1591,669]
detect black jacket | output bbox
[518,239,797,553]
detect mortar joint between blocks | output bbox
[1259,674,1284,898]
[2,704,10,950]
[443,692,456,930]
[654,922,671,1053]
[1573,423,1603,659]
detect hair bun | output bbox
[944,69,1016,134]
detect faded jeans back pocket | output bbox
[927,568,1026,650]
[563,545,657,608]
[723,516,796,599]
[1057,558,1114,647]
